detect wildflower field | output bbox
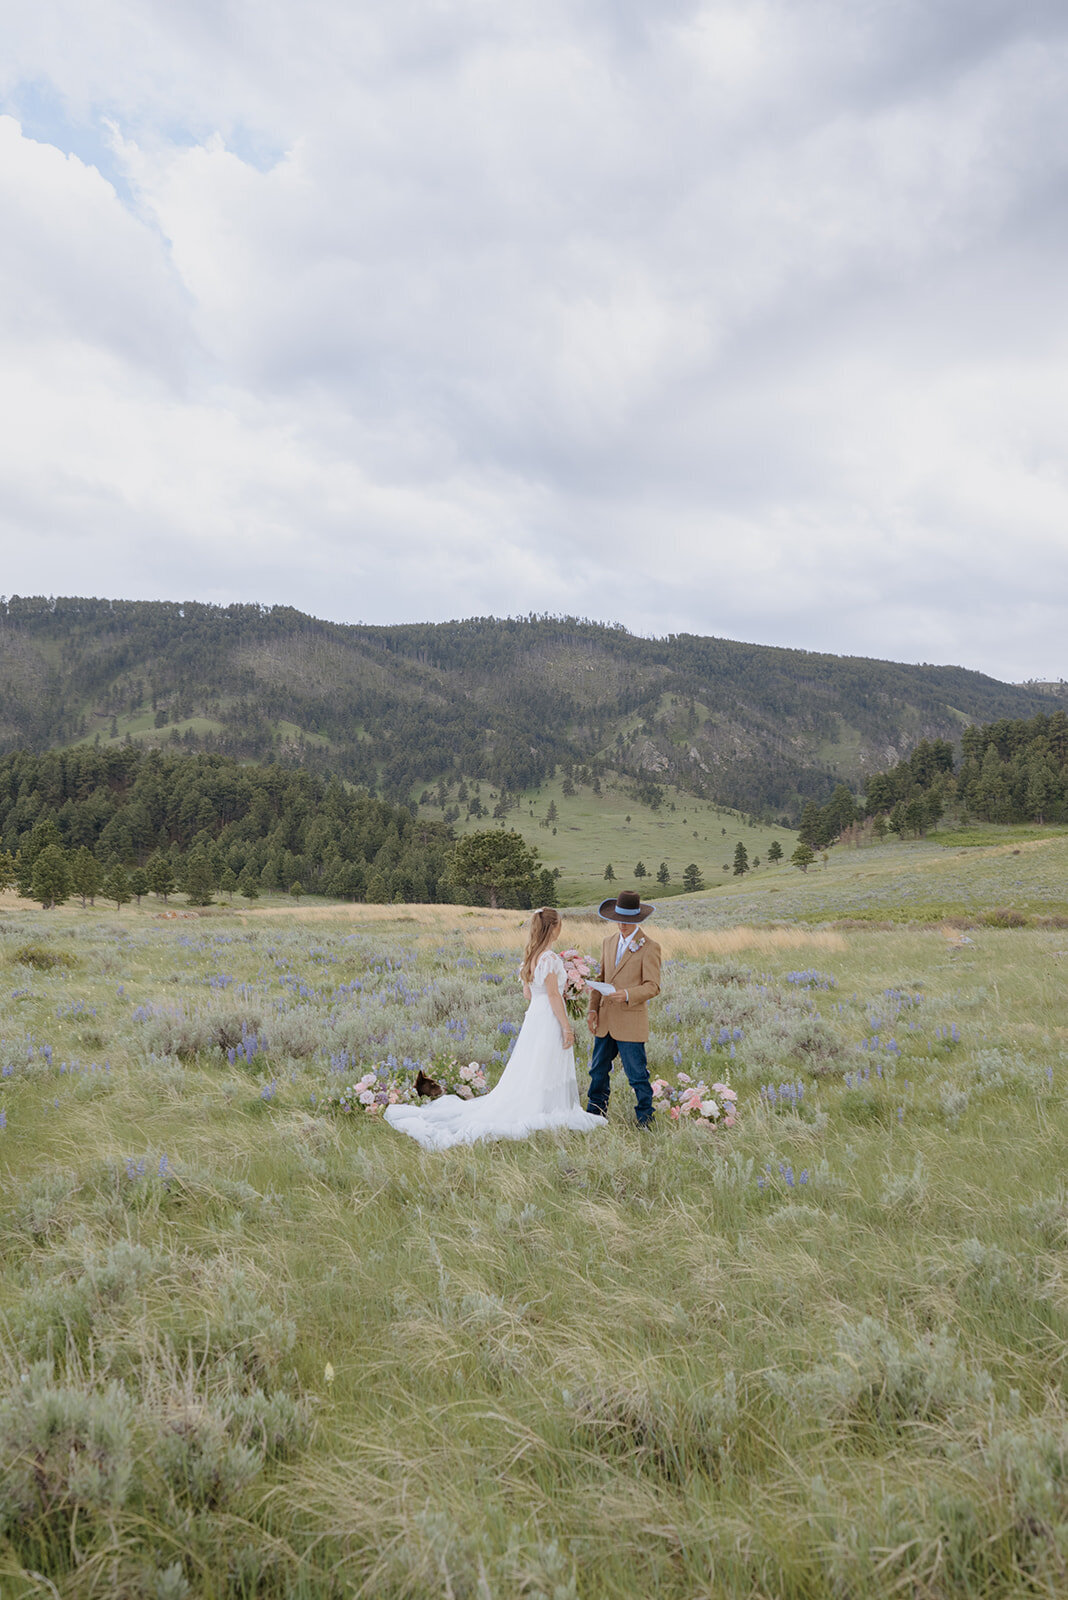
[1,865,1068,1598]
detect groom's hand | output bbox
[587,1013,597,1035]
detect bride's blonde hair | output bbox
[521,906,561,983]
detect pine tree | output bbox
[790,842,815,873]
[633,861,647,878]
[445,830,540,909]
[797,802,822,849]
[732,842,749,876]
[365,871,389,903]
[603,863,615,881]
[1026,757,1052,823]
[183,849,215,906]
[534,867,557,908]
[865,773,897,815]
[16,820,64,896]
[146,852,176,901]
[825,784,857,841]
[220,867,238,902]
[70,847,104,907]
[238,867,260,900]
[129,867,149,905]
[32,844,71,909]
[0,849,15,894]
[682,863,704,892]
[767,839,783,862]
[973,744,1010,823]
[656,861,670,885]
[102,864,132,909]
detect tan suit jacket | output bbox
[587,931,661,1043]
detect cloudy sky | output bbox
[1,1,1066,681]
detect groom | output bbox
[586,888,662,1127]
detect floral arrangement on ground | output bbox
[315,1056,489,1115]
[650,1071,738,1128]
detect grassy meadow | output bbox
[2,842,1068,1598]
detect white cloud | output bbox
[1,1,1067,679]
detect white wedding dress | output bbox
[384,950,607,1150]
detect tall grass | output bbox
[1,900,1067,1596]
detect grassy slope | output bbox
[2,853,1068,1597]
[432,774,793,904]
[657,831,1068,928]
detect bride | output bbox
[384,908,607,1149]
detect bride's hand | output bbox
[561,1024,574,1048]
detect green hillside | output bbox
[433,771,790,904]
[656,829,1068,929]
[0,596,1053,821]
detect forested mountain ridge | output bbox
[0,595,1052,819]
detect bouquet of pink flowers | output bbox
[649,1071,739,1129]
[426,1055,489,1099]
[561,948,596,1019]
[316,1066,416,1117]
[316,1057,490,1116]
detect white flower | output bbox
[358,1089,376,1105]
[699,1099,719,1119]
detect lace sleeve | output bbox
[533,950,564,989]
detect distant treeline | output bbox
[0,746,455,904]
[797,712,1068,848]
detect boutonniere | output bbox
[635,937,645,950]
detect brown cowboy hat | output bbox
[597,888,655,922]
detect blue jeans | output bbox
[587,1033,654,1126]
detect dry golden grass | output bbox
[653,926,847,958]
[237,900,530,933]
[231,901,850,959]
